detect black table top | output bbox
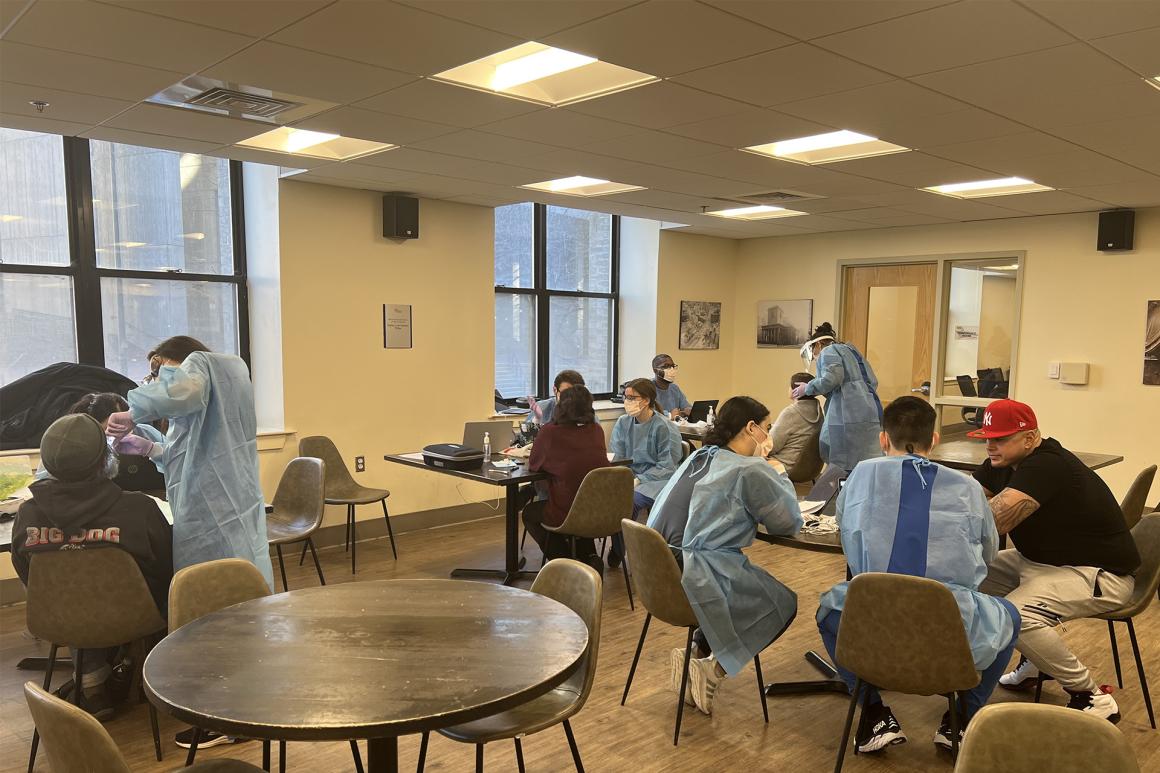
[384,452,632,486]
[144,579,589,741]
[930,439,1123,472]
[756,527,843,554]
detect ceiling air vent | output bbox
[734,189,823,205]
[185,87,301,120]
[147,76,337,125]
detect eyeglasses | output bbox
[623,395,642,403]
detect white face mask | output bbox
[661,366,678,383]
[750,423,773,458]
[625,399,644,417]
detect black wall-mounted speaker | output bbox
[1097,209,1134,251]
[383,195,419,239]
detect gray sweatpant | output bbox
[980,549,1134,693]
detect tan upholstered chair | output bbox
[416,559,602,772]
[954,703,1139,773]
[1121,465,1157,530]
[266,457,327,591]
[680,440,694,461]
[24,682,262,773]
[25,549,167,770]
[619,519,769,746]
[544,466,635,609]
[299,435,396,572]
[834,573,981,770]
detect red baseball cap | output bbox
[967,399,1038,439]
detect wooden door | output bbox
[840,263,936,405]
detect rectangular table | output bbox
[930,439,1123,472]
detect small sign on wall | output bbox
[383,304,412,349]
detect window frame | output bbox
[495,204,619,401]
[0,134,250,374]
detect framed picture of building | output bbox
[756,299,813,348]
[679,300,721,350]
[1145,299,1159,386]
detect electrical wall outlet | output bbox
[1047,361,1060,379]
[355,456,365,473]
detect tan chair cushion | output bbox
[546,467,634,540]
[1098,512,1160,620]
[620,519,698,628]
[24,681,133,773]
[168,558,271,632]
[1121,465,1157,530]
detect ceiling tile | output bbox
[388,174,519,200]
[297,161,418,185]
[666,150,848,188]
[826,151,1000,188]
[103,0,330,37]
[445,193,523,208]
[202,42,417,104]
[394,0,638,39]
[1051,114,1160,159]
[78,126,222,154]
[0,111,91,136]
[210,146,337,169]
[0,81,133,126]
[982,189,1108,215]
[829,207,955,226]
[1001,148,1159,188]
[774,79,966,139]
[0,41,184,102]
[482,109,640,146]
[923,132,1077,168]
[813,0,1074,77]
[1019,0,1160,40]
[579,130,724,165]
[703,0,956,40]
[672,43,894,107]
[1,0,32,31]
[565,82,751,130]
[545,0,793,77]
[1090,27,1160,77]
[356,147,549,187]
[104,103,268,144]
[896,195,1021,220]
[1064,180,1160,208]
[271,1,519,75]
[291,106,459,145]
[523,148,751,196]
[869,108,1027,149]
[5,0,252,72]
[407,130,560,165]
[665,106,834,147]
[356,79,544,128]
[602,188,718,213]
[783,214,888,232]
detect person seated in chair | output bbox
[13,414,173,719]
[816,397,1020,754]
[770,372,824,482]
[529,369,585,425]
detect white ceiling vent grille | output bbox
[147,76,337,125]
[186,87,302,119]
[735,189,823,205]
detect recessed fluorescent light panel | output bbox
[1148,75,1160,92]
[706,205,806,221]
[236,127,395,161]
[432,42,657,106]
[923,177,1054,198]
[744,130,910,165]
[521,176,645,197]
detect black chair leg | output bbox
[28,644,58,773]
[475,743,483,773]
[345,505,352,551]
[673,627,694,746]
[514,737,526,773]
[416,733,428,773]
[621,613,652,705]
[1109,620,1124,689]
[308,539,326,586]
[185,728,202,767]
[621,553,635,611]
[1127,618,1156,730]
[754,654,769,723]
[298,541,309,566]
[275,544,289,592]
[149,702,162,761]
[71,648,84,710]
[834,677,862,772]
[563,719,584,773]
[350,505,358,574]
[382,499,398,560]
[350,740,364,773]
[947,692,962,759]
[262,739,270,771]
[520,527,528,553]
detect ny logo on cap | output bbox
[983,413,993,426]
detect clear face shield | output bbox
[800,336,833,371]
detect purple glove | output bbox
[791,383,809,400]
[115,434,154,457]
[105,410,134,439]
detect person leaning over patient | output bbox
[770,371,824,481]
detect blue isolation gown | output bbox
[127,352,273,590]
[818,455,1015,670]
[804,342,883,471]
[654,381,691,416]
[534,396,556,425]
[610,411,681,499]
[667,446,803,676]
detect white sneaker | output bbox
[999,655,1040,691]
[669,648,695,706]
[688,656,723,715]
[1067,686,1121,723]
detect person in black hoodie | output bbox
[12,413,172,718]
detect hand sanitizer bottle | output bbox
[707,405,716,426]
[482,432,491,460]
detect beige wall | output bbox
[979,273,1017,373]
[730,207,1160,504]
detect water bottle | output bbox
[482,432,491,460]
[707,405,716,426]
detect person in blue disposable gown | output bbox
[647,395,802,715]
[33,393,164,483]
[793,322,883,472]
[107,335,274,590]
[651,353,691,419]
[610,377,681,518]
[817,397,1019,755]
[529,369,585,426]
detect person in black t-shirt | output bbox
[971,400,1139,724]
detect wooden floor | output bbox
[3,517,1158,773]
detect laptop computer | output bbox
[462,420,515,454]
[686,399,719,424]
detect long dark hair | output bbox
[626,378,659,411]
[703,396,769,447]
[149,335,210,363]
[66,392,129,423]
[553,384,596,426]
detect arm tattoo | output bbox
[988,488,1041,535]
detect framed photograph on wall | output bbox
[679,300,721,350]
[1145,299,1159,386]
[756,299,813,348]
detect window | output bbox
[0,130,248,387]
[494,203,618,399]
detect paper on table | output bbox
[798,500,828,515]
[148,495,174,525]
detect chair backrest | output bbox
[955,375,978,397]
[530,559,603,701]
[168,558,271,632]
[26,549,166,649]
[269,457,326,535]
[620,519,697,628]
[553,467,634,539]
[1121,465,1157,529]
[24,681,133,773]
[954,703,1139,773]
[1111,513,1160,618]
[836,573,979,695]
[680,440,693,462]
[299,435,357,494]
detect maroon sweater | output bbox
[529,421,609,526]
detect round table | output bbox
[144,580,589,773]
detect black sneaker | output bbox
[932,711,963,750]
[856,703,907,753]
[174,727,245,749]
[606,549,623,570]
[80,684,115,723]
